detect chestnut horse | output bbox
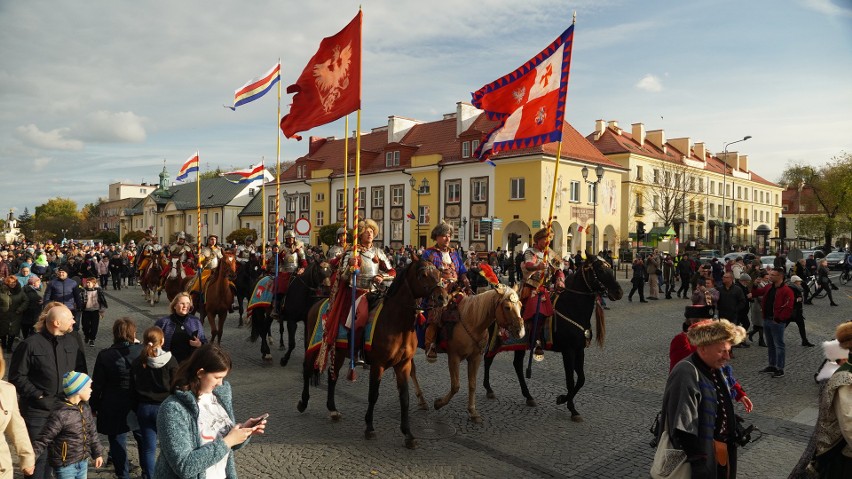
[432,284,525,423]
[195,251,237,344]
[163,257,195,302]
[482,255,623,420]
[297,257,443,449]
[140,251,166,306]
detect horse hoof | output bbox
[280,357,289,367]
[556,394,568,405]
[571,414,584,423]
[296,401,307,413]
[433,399,445,410]
[486,390,496,400]
[278,344,286,351]
[262,354,272,362]
[329,411,341,422]
[417,401,429,411]
[404,437,418,449]
[365,430,376,440]
[525,398,537,407]
[469,415,483,424]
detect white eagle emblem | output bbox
[535,106,547,125]
[312,42,353,113]
[513,87,526,105]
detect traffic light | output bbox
[778,217,787,239]
[508,232,520,250]
[636,221,646,242]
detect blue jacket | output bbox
[43,278,78,311]
[154,382,246,479]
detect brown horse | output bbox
[163,256,195,302]
[297,257,443,449]
[140,251,166,306]
[432,284,524,423]
[195,251,237,344]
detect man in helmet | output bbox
[134,229,154,270]
[422,221,470,362]
[136,234,162,276]
[326,227,347,265]
[160,231,195,287]
[274,230,307,308]
[188,235,223,294]
[236,236,257,264]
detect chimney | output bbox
[739,154,749,173]
[694,142,707,163]
[594,119,606,140]
[388,115,420,144]
[669,137,691,159]
[632,123,646,146]
[308,136,327,156]
[607,120,621,135]
[720,151,737,169]
[647,129,666,153]
[456,102,481,136]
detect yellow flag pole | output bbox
[348,109,362,380]
[343,115,349,245]
[196,151,202,262]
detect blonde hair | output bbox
[34,301,64,333]
[169,292,193,314]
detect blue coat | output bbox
[43,277,78,311]
[154,382,246,479]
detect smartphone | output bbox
[245,413,269,428]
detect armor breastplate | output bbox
[280,249,299,273]
[327,245,344,260]
[202,246,222,269]
[355,248,391,289]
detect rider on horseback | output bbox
[275,230,307,307]
[160,231,195,288]
[520,228,565,355]
[326,227,347,265]
[236,236,257,264]
[423,221,470,362]
[137,233,162,276]
[187,235,222,294]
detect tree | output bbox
[34,197,79,219]
[641,162,702,229]
[94,230,119,245]
[199,167,224,180]
[123,230,148,244]
[779,152,852,249]
[17,208,33,241]
[319,223,347,247]
[225,228,256,244]
[31,197,83,241]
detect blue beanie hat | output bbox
[62,371,91,397]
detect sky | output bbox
[1,0,851,218]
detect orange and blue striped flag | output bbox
[227,63,280,110]
[176,152,199,182]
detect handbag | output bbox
[650,429,691,479]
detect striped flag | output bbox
[221,162,265,184]
[226,63,281,110]
[176,152,199,182]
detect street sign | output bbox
[532,220,541,228]
[480,219,492,234]
[492,218,503,231]
[294,218,311,235]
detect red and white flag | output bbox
[472,24,574,161]
[280,11,362,140]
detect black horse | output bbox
[278,259,333,367]
[482,255,623,420]
[235,255,262,327]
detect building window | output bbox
[391,185,404,206]
[187,215,192,226]
[316,210,325,227]
[446,180,461,204]
[510,178,525,200]
[689,177,695,191]
[214,213,219,225]
[653,195,659,209]
[286,196,296,213]
[744,189,748,201]
[316,192,325,202]
[418,205,430,225]
[710,182,715,195]
[737,186,741,199]
[653,169,660,184]
[472,140,480,154]
[447,218,460,240]
[471,177,488,202]
[391,221,403,241]
[588,183,597,204]
[570,181,580,202]
[698,179,704,193]
[336,190,345,210]
[472,218,485,240]
[462,141,471,158]
[636,165,643,181]
[371,187,384,208]
[357,188,366,209]
[385,151,400,167]
[299,193,310,212]
[204,214,208,225]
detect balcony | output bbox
[698,214,705,221]
[634,207,644,216]
[744,219,749,226]
[737,219,743,226]
[688,212,697,221]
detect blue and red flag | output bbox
[227,63,281,110]
[472,24,574,161]
[176,152,199,182]
[221,162,265,184]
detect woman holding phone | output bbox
[155,292,206,364]
[155,344,266,479]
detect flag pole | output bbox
[196,151,202,263]
[343,116,349,244]
[261,157,267,270]
[348,109,361,380]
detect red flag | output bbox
[280,11,362,140]
[472,24,574,161]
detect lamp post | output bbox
[409,176,429,248]
[721,135,751,254]
[461,216,467,242]
[581,165,605,253]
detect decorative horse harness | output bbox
[554,259,611,347]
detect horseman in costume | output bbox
[275,230,307,303]
[521,228,565,354]
[326,227,347,265]
[136,234,162,276]
[422,221,470,362]
[236,236,257,264]
[160,231,195,287]
[188,234,223,294]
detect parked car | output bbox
[723,252,756,264]
[760,255,794,272]
[825,251,845,270]
[698,249,721,263]
[800,249,826,260]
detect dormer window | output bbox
[462,141,471,158]
[385,151,400,167]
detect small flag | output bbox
[177,152,199,182]
[472,24,574,161]
[406,211,415,220]
[226,63,281,110]
[220,162,265,184]
[280,11,362,140]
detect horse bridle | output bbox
[563,259,609,296]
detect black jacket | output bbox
[31,400,105,468]
[73,285,107,312]
[90,342,142,435]
[8,330,88,417]
[716,283,745,322]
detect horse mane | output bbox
[385,260,413,298]
[458,286,513,325]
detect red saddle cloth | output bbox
[523,290,553,320]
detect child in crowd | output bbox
[75,275,107,346]
[31,372,105,478]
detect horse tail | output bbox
[595,301,606,348]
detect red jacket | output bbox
[751,282,794,322]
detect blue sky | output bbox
[1,0,850,217]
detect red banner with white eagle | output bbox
[280,11,362,140]
[472,24,574,161]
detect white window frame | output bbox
[371,186,384,208]
[570,181,580,202]
[385,151,400,167]
[510,178,525,200]
[462,141,471,158]
[446,180,461,204]
[391,185,404,206]
[316,210,324,227]
[471,178,487,202]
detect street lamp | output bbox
[409,176,430,247]
[721,135,752,254]
[461,216,467,241]
[581,165,605,253]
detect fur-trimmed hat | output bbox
[533,228,551,242]
[685,304,713,320]
[431,221,453,240]
[687,319,746,347]
[358,219,379,237]
[836,321,852,350]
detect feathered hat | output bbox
[687,319,746,347]
[478,263,500,287]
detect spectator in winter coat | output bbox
[0,345,35,477]
[74,276,107,346]
[21,276,44,338]
[43,267,77,315]
[0,275,29,352]
[96,256,110,289]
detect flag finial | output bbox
[573,11,576,24]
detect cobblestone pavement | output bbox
[70,276,850,479]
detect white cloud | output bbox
[33,157,51,172]
[800,0,852,18]
[636,74,663,92]
[71,110,147,143]
[13,124,84,151]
